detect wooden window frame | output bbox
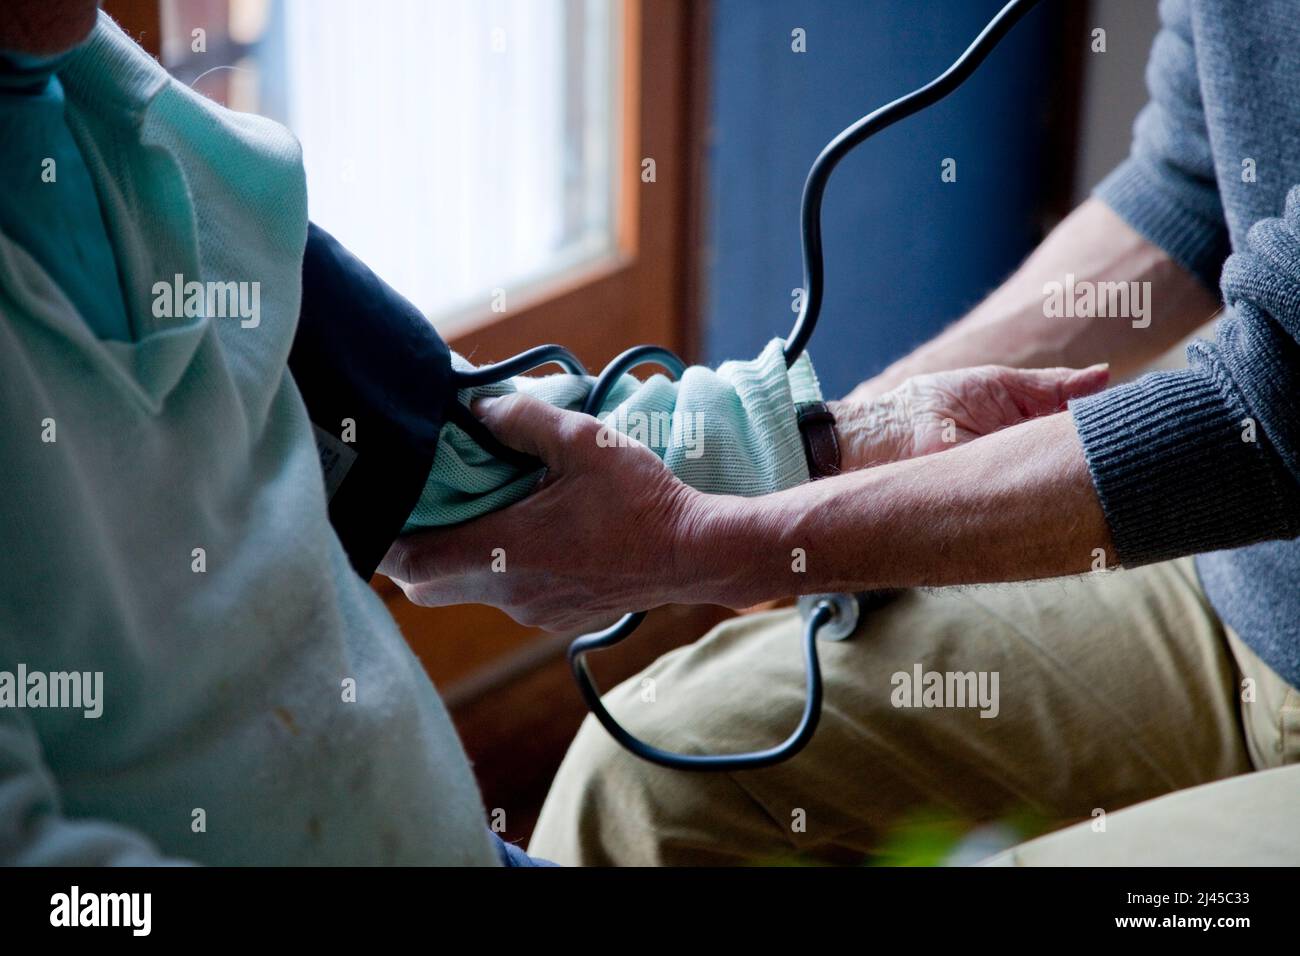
[380,0,712,693]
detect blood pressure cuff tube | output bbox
[288,222,453,580]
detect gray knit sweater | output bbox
[1070,0,1300,688]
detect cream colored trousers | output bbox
[529,558,1300,865]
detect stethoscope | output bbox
[447,0,1044,770]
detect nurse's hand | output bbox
[830,364,1108,471]
[380,393,704,631]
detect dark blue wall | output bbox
[703,0,1062,397]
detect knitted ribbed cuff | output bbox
[701,339,824,494]
[1070,367,1294,567]
[1094,160,1231,294]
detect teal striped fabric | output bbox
[406,337,823,530]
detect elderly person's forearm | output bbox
[683,412,1113,608]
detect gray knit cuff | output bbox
[1070,367,1296,567]
[1094,160,1231,294]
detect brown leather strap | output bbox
[796,401,841,480]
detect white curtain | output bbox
[281,0,615,326]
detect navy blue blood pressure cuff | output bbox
[288,222,453,579]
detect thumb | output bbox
[1001,364,1110,413]
[472,392,591,464]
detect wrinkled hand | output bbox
[829,364,1108,470]
[381,365,1109,630]
[380,394,704,632]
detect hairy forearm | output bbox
[687,412,1113,607]
[865,199,1221,393]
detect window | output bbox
[161,0,621,330]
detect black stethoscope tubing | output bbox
[447,0,1045,770]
